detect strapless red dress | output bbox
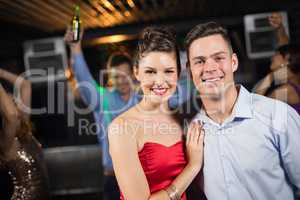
[120,140,187,200]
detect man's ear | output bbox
[232,53,239,72]
[133,66,140,81]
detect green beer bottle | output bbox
[71,5,81,42]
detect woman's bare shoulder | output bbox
[108,106,142,143]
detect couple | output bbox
[108,22,300,200]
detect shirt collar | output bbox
[232,85,253,119]
[194,85,253,124]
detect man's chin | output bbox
[118,88,130,94]
[198,87,223,99]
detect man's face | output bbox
[112,63,133,95]
[188,34,238,98]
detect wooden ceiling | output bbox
[1,0,299,33]
[0,0,184,32]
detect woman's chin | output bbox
[146,93,171,104]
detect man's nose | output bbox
[203,58,218,73]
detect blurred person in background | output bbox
[253,13,300,114]
[254,44,300,114]
[0,68,49,200]
[65,27,137,199]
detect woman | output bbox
[108,26,204,200]
[254,44,300,114]
[0,68,49,200]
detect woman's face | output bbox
[270,51,289,71]
[134,51,178,104]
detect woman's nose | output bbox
[154,73,166,85]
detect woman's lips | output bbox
[151,88,168,96]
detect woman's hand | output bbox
[253,72,274,95]
[268,12,284,30]
[273,64,289,85]
[185,121,205,172]
[268,12,289,46]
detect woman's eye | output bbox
[145,70,155,74]
[195,60,204,65]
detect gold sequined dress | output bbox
[0,137,49,200]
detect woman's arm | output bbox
[269,12,289,46]
[0,84,20,160]
[253,73,273,95]
[0,68,31,120]
[109,119,204,200]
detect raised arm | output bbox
[0,68,31,119]
[64,27,104,111]
[109,119,204,200]
[252,72,274,95]
[0,84,20,161]
[269,12,289,46]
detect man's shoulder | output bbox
[251,92,291,114]
[250,92,296,133]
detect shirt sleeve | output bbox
[278,106,300,198]
[73,52,104,114]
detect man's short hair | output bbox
[109,53,133,71]
[185,22,233,62]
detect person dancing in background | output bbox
[65,28,140,199]
[254,44,300,114]
[109,26,204,200]
[253,12,300,114]
[0,68,49,200]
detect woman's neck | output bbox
[137,97,171,116]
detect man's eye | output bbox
[215,57,224,61]
[165,70,175,73]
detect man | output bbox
[185,22,300,200]
[65,29,139,199]
[64,28,192,199]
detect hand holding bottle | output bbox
[64,4,83,54]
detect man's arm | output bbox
[65,27,105,112]
[277,106,300,198]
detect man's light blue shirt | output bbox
[194,85,300,200]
